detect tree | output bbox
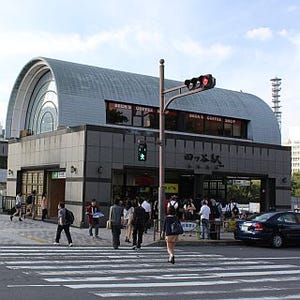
[291,172,300,197]
[227,180,261,203]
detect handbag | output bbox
[106,220,111,230]
[171,219,184,235]
[106,206,112,229]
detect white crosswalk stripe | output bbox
[1,245,300,299]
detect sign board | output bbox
[249,202,260,213]
[51,171,66,179]
[232,180,250,186]
[181,222,197,232]
[165,183,178,194]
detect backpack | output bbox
[65,209,75,225]
[26,195,33,205]
[170,217,184,235]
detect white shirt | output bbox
[16,195,22,206]
[199,204,211,220]
[142,200,151,213]
[168,199,179,210]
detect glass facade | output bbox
[106,100,248,139]
[26,71,58,135]
[21,170,44,216]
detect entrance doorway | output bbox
[47,173,66,218]
[179,175,194,198]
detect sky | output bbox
[0,0,299,142]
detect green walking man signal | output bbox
[138,143,147,161]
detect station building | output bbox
[5,57,291,226]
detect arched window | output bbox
[26,71,58,134]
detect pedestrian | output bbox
[108,199,124,249]
[167,195,179,210]
[199,199,211,239]
[41,193,48,221]
[232,203,240,218]
[123,199,134,243]
[162,205,182,264]
[132,199,146,250]
[10,192,23,221]
[25,190,36,219]
[86,198,103,238]
[183,198,196,220]
[141,198,151,233]
[53,202,73,247]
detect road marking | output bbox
[3,245,300,299]
[64,275,300,289]
[5,260,273,270]
[35,264,296,277]
[7,284,61,287]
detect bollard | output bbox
[196,219,200,240]
[153,219,157,241]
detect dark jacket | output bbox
[163,215,180,236]
[58,208,67,225]
[132,206,146,227]
[110,204,123,225]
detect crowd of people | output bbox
[9,190,245,263]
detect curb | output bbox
[147,239,243,247]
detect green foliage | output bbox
[108,109,128,124]
[291,172,300,196]
[227,180,261,203]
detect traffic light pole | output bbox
[158,59,209,237]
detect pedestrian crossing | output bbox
[1,245,300,299]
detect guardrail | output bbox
[1,196,26,214]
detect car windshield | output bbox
[251,213,275,222]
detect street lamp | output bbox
[158,59,216,236]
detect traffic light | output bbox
[184,74,216,91]
[138,143,147,161]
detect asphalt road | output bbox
[1,244,300,300]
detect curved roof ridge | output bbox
[5,57,280,145]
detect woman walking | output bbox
[10,192,23,221]
[162,205,183,264]
[123,199,134,243]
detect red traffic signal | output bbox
[184,74,216,91]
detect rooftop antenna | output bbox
[270,77,282,130]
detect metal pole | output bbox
[158,58,165,237]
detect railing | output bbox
[1,196,26,214]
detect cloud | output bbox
[0,25,164,57]
[173,38,233,61]
[278,29,288,37]
[287,5,298,12]
[245,27,273,41]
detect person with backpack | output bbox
[53,202,73,247]
[25,190,36,219]
[162,205,183,264]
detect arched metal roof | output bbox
[5,57,281,144]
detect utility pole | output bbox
[158,59,216,236]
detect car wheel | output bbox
[272,234,283,248]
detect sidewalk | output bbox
[0,213,239,247]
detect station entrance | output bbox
[111,168,275,213]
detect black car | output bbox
[234,211,300,248]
